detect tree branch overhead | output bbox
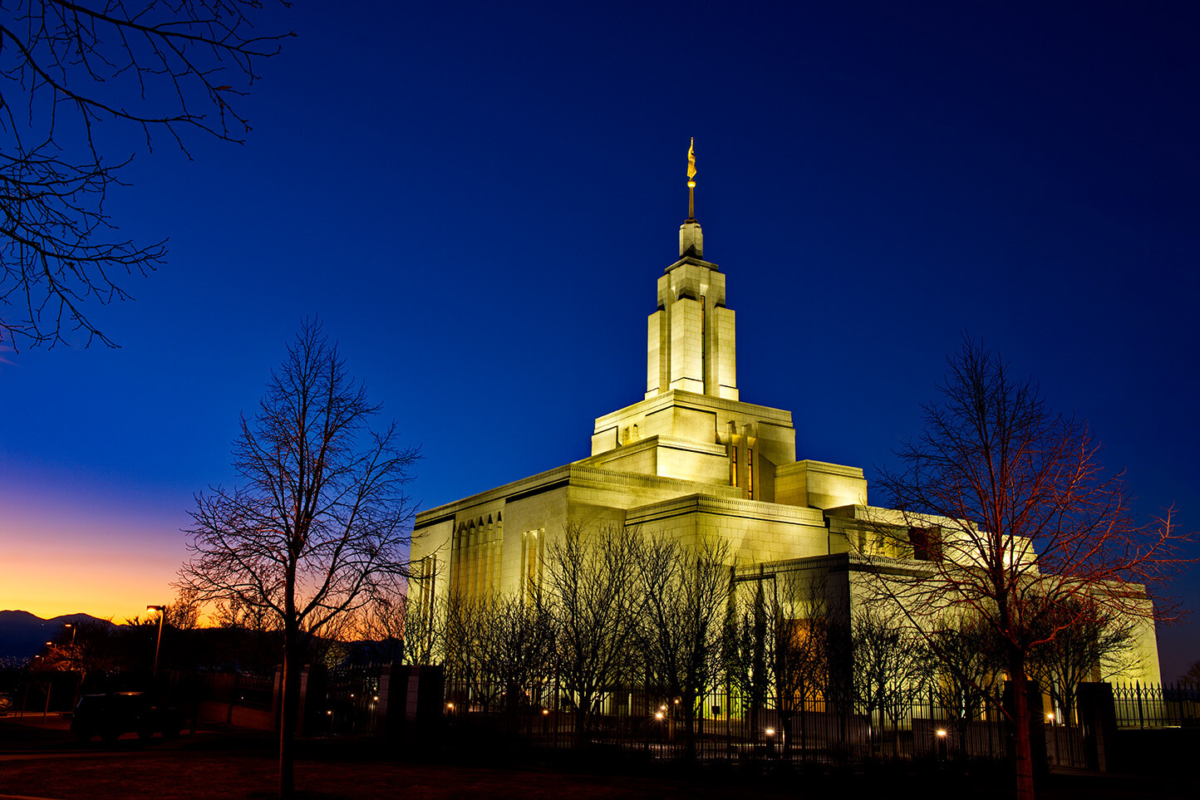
[0,0,293,348]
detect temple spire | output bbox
[679,138,703,258]
[687,137,697,220]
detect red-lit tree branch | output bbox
[865,337,1196,800]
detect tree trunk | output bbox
[279,625,300,799]
[1010,664,1036,800]
[682,692,697,760]
[574,691,589,750]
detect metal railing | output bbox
[441,677,1019,764]
[1111,681,1200,729]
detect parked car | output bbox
[70,692,182,743]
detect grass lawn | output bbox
[2,716,1197,799]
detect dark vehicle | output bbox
[70,693,182,743]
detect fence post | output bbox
[1077,682,1116,772]
[376,664,392,736]
[297,665,311,737]
[271,665,283,731]
[724,683,731,758]
[227,672,238,725]
[1136,681,1144,730]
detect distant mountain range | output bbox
[0,610,114,663]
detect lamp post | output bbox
[63,623,77,668]
[62,622,82,709]
[147,605,166,680]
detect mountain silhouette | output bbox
[0,610,115,661]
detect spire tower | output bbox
[687,137,697,220]
[680,138,703,258]
[646,140,736,400]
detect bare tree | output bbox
[848,606,930,756]
[871,338,1195,799]
[178,320,419,799]
[637,535,731,759]
[211,595,277,633]
[1026,595,1136,724]
[546,522,645,749]
[767,572,831,757]
[928,612,1005,748]
[0,1,291,348]
[43,617,119,686]
[398,592,443,667]
[722,575,770,739]
[479,594,556,725]
[1181,659,1200,687]
[346,592,406,665]
[441,593,491,710]
[165,588,202,631]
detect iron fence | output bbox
[201,671,274,710]
[307,664,385,737]
[1111,682,1200,729]
[440,676,1023,765]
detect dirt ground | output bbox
[1,714,1197,800]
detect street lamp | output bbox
[63,623,76,664]
[147,605,166,680]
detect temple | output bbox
[409,149,1160,685]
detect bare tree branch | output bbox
[177,318,418,799]
[0,0,293,348]
[864,336,1196,800]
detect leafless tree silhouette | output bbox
[178,319,418,799]
[848,606,930,755]
[546,522,645,749]
[927,612,1005,746]
[0,1,291,348]
[637,535,730,759]
[1026,595,1136,724]
[870,337,1194,799]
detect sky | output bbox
[1,1,1197,678]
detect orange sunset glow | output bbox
[1,473,189,623]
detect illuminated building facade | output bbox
[410,167,1161,686]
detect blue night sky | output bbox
[2,2,1197,678]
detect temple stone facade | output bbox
[410,211,1161,684]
